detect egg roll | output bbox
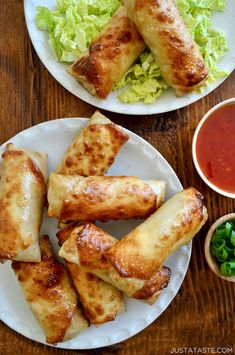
[0,143,47,262]
[122,0,208,95]
[12,236,88,345]
[67,6,146,99]
[58,223,171,304]
[57,111,129,176]
[57,224,125,325]
[105,188,208,280]
[48,174,166,222]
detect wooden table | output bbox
[1,1,235,354]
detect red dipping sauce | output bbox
[196,103,235,194]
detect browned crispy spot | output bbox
[65,156,73,168]
[45,263,64,288]
[27,158,46,186]
[117,31,132,43]
[136,0,161,10]
[2,150,24,159]
[56,223,77,246]
[132,266,171,299]
[155,11,174,23]
[76,223,116,269]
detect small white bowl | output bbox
[192,97,235,198]
[205,213,235,282]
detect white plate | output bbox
[24,0,235,115]
[0,118,190,349]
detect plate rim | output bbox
[0,117,192,349]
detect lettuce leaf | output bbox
[36,0,120,62]
[116,52,168,104]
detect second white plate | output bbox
[0,118,191,349]
[24,0,235,115]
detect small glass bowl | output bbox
[192,97,235,198]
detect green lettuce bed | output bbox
[36,0,227,104]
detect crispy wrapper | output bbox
[0,143,47,261]
[12,236,88,345]
[56,111,129,176]
[48,174,166,222]
[59,223,171,304]
[105,188,208,279]
[57,224,125,325]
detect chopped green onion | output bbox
[221,261,235,276]
[225,222,232,237]
[216,247,228,262]
[231,231,235,246]
[210,220,235,276]
[211,238,225,248]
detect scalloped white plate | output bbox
[23,0,235,115]
[0,118,191,349]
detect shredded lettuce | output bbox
[115,52,169,104]
[36,0,227,103]
[36,0,120,62]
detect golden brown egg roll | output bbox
[55,109,129,321]
[67,6,146,99]
[56,111,129,176]
[48,174,166,222]
[122,0,208,95]
[58,223,171,304]
[12,236,88,345]
[0,143,47,262]
[57,224,125,325]
[105,188,208,280]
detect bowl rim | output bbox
[192,97,235,199]
[204,213,235,282]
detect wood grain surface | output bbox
[0,1,235,354]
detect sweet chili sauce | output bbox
[196,103,235,193]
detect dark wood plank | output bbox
[0,1,235,354]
